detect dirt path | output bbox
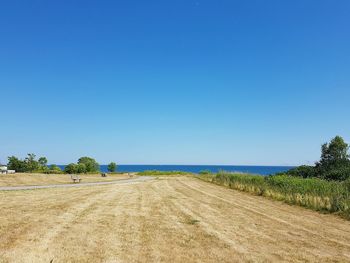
[1,177,350,262]
[0,176,153,191]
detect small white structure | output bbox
[0,165,7,174]
[0,165,15,174]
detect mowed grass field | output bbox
[0,173,130,186]
[1,177,350,262]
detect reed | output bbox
[200,171,350,218]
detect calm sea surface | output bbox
[59,165,293,175]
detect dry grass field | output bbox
[0,173,130,187]
[1,176,350,262]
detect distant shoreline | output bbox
[56,164,294,175]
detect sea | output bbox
[59,165,294,176]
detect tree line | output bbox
[284,135,350,181]
[7,155,117,174]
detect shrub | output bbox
[321,165,350,181]
[108,162,117,172]
[286,136,350,181]
[7,154,50,173]
[46,164,63,174]
[77,157,99,173]
[285,165,316,178]
[64,163,78,174]
[76,163,87,174]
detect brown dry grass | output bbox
[0,173,130,186]
[1,177,350,262]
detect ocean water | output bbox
[59,165,293,176]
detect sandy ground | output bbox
[1,177,350,262]
[0,173,131,186]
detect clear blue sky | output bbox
[1,0,349,165]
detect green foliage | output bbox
[63,163,90,174]
[286,136,350,181]
[77,157,99,173]
[284,165,316,178]
[107,162,117,172]
[63,157,99,174]
[320,165,350,181]
[47,164,63,174]
[76,163,87,173]
[38,157,48,167]
[315,136,350,180]
[64,163,78,174]
[7,154,49,173]
[319,136,349,165]
[25,153,40,172]
[200,172,350,218]
[7,156,27,172]
[137,170,192,176]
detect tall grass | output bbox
[200,172,350,218]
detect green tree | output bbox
[64,163,78,174]
[107,162,117,172]
[38,157,48,167]
[318,136,349,166]
[7,156,27,172]
[316,136,350,180]
[77,157,99,173]
[286,136,350,181]
[76,163,87,174]
[25,153,39,172]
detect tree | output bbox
[315,136,350,180]
[286,136,350,181]
[319,136,349,166]
[107,162,117,172]
[64,163,78,174]
[76,163,87,174]
[77,157,99,173]
[38,157,48,167]
[25,153,39,172]
[7,156,27,172]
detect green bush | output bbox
[284,165,316,178]
[7,154,49,173]
[64,163,78,174]
[321,165,350,181]
[285,136,350,181]
[77,157,99,173]
[76,163,87,173]
[108,162,117,172]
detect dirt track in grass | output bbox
[1,177,350,262]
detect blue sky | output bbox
[1,0,349,165]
